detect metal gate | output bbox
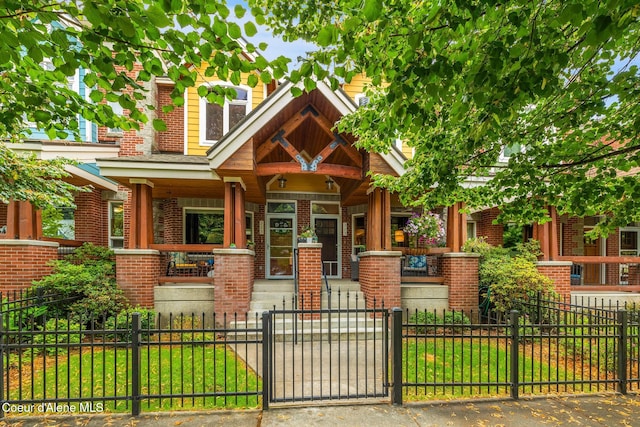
[262,306,389,406]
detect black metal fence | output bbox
[2,289,639,416]
[1,309,262,417]
[394,298,640,404]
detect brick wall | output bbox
[212,249,254,320]
[0,241,58,293]
[359,251,401,309]
[536,262,571,302]
[442,253,480,316]
[298,244,322,317]
[161,198,183,244]
[477,208,503,247]
[115,250,161,307]
[605,227,620,285]
[75,190,107,245]
[562,215,584,256]
[297,200,311,235]
[156,85,184,153]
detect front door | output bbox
[267,215,295,278]
[314,218,339,277]
[584,234,601,285]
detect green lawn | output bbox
[403,337,592,401]
[6,343,261,413]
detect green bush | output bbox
[409,310,471,333]
[103,307,157,341]
[465,238,558,320]
[31,243,128,323]
[32,318,83,354]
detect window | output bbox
[467,221,476,240]
[184,208,253,244]
[42,206,75,240]
[185,209,224,244]
[500,142,522,161]
[199,85,250,145]
[106,101,124,136]
[391,215,412,248]
[352,215,366,254]
[109,202,124,248]
[354,93,369,107]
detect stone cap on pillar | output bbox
[442,252,481,258]
[358,250,402,258]
[298,243,322,249]
[0,240,58,248]
[114,249,160,255]
[213,248,255,256]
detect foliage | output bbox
[253,0,640,236]
[299,225,316,238]
[403,211,445,247]
[502,224,524,249]
[31,243,127,322]
[1,299,48,339]
[461,237,500,259]
[103,306,156,341]
[1,0,289,207]
[32,318,83,355]
[473,241,556,316]
[408,310,470,334]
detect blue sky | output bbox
[225,0,316,64]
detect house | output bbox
[2,43,638,316]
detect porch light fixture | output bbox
[278,176,287,188]
[325,178,334,190]
[394,230,405,243]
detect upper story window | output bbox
[199,84,251,145]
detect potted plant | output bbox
[298,226,317,243]
[403,211,446,250]
[247,240,255,250]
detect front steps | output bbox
[232,279,384,341]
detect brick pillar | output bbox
[298,243,322,318]
[0,240,58,294]
[443,253,480,316]
[359,251,402,310]
[213,249,254,321]
[536,261,572,302]
[115,249,160,308]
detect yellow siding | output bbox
[186,66,267,156]
[342,73,370,101]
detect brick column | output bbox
[443,253,480,316]
[0,240,58,294]
[115,249,161,308]
[213,249,254,321]
[536,261,572,302]
[298,243,322,318]
[359,251,402,310]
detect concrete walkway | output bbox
[2,394,639,426]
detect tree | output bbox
[252,0,640,236]
[0,0,288,207]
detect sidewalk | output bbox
[2,394,639,427]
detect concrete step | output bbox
[252,281,295,293]
[229,316,385,341]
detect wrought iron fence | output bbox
[394,301,640,404]
[0,310,262,417]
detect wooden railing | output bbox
[557,256,640,289]
[151,244,222,283]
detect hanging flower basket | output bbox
[403,211,445,248]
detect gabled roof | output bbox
[206,79,406,176]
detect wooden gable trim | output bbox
[218,139,254,171]
[256,162,363,180]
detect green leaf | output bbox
[228,22,242,39]
[317,26,335,47]
[234,4,246,19]
[244,21,258,37]
[363,0,382,22]
[152,118,167,131]
[147,5,172,27]
[89,90,103,103]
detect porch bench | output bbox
[166,251,197,276]
[402,254,438,276]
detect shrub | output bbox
[103,307,157,341]
[408,310,471,333]
[466,238,558,320]
[32,318,83,355]
[31,243,127,323]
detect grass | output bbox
[402,335,611,401]
[6,342,261,413]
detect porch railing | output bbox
[151,244,220,280]
[558,256,640,288]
